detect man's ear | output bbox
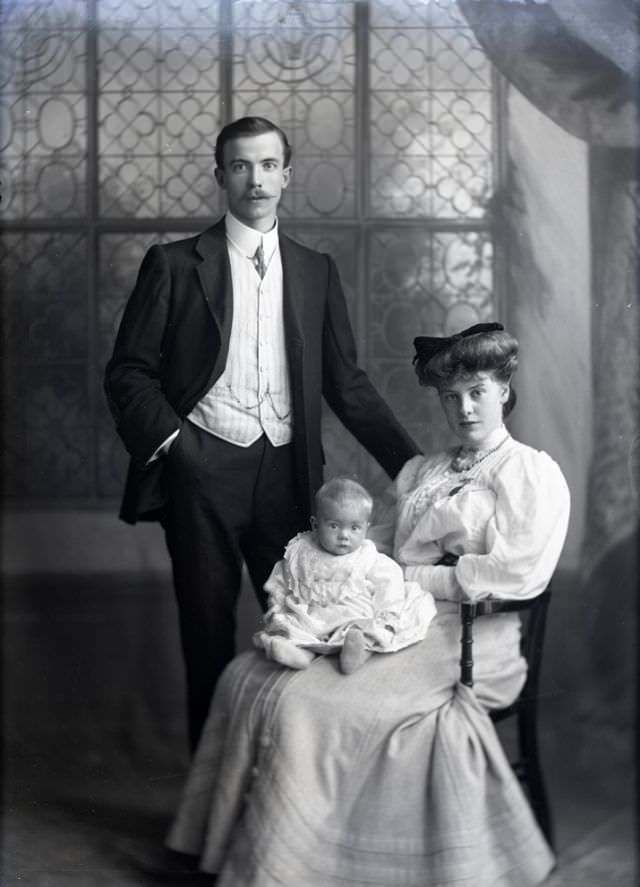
[281,166,291,191]
[214,167,225,189]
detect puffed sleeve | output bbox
[368,456,425,556]
[455,449,570,601]
[263,559,290,616]
[404,449,570,602]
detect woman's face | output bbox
[438,371,509,449]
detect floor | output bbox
[2,572,637,886]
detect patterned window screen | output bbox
[1,0,500,504]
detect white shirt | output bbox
[187,213,293,447]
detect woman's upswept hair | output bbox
[314,477,373,518]
[415,328,519,417]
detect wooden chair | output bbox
[459,587,554,848]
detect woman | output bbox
[167,322,570,887]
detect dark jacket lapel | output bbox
[280,233,306,349]
[195,219,231,328]
[195,219,234,378]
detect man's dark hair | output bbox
[215,117,292,169]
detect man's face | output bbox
[215,131,291,232]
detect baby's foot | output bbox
[267,637,315,670]
[340,627,372,674]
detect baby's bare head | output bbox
[312,478,373,556]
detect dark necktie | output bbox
[252,239,266,279]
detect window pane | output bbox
[98,1,222,218]
[367,227,494,450]
[232,0,357,219]
[1,3,87,219]
[1,232,91,498]
[369,0,492,219]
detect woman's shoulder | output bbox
[499,438,565,472]
[492,438,569,495]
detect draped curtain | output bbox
[459,0,638,147]
[459,0,639,574]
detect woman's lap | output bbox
[167,611,550,886]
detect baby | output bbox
[253,477,436,674]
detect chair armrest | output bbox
[460,590,550,619]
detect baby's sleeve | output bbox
[263,559,291,616]
[367,552,408,614]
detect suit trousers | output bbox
[161,421,306,750]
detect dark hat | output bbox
[413,322,504,366]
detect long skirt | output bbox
[167,607,554,886]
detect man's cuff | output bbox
[146,428,180,464]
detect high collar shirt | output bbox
[188,212,293,447]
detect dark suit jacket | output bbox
[105,219,420,524]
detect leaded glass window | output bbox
[1,0,502,504]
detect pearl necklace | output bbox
[450,433,509,474]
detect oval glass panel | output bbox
[306,162,345,215]
[39,98,75,150]
[307,96,344,150]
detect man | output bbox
[105,116,420,750]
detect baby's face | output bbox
[313,500,370,556]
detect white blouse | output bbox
[370,435,570,603]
